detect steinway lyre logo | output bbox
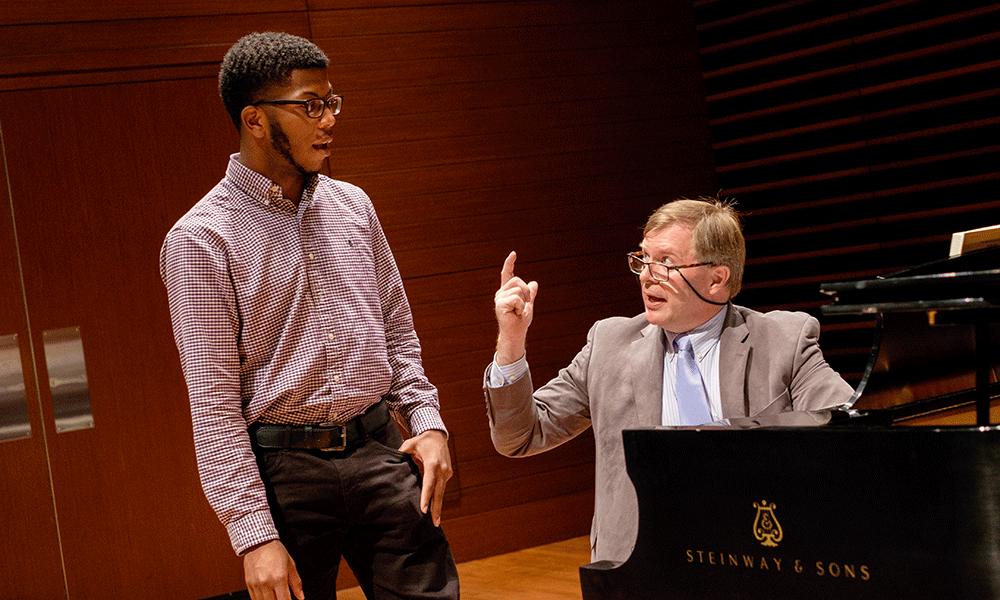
[752,500,783,548]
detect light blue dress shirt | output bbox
[661,307,726,425]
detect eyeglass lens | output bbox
[628,254,671,281]
[306,96,342,118]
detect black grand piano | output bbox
[580,247,1000,599]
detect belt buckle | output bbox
[317,424,347,452]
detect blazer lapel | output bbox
[719,304,751,418]
[630,322,666,426]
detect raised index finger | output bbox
[500,251,517,286]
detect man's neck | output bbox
[238,143,305,205]
[666,303,729,337]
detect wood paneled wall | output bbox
[0,1,715,596]
[691,0,1000,383]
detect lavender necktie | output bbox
[674,335,712,425]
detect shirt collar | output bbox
[225,153,318,212]
[665,304,728,361]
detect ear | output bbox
[240,105,267,139]
[710,265,732,299]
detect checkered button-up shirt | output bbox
[160,154,445,554]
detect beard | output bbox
[270,121,317,176]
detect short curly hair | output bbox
[218,32,329,129]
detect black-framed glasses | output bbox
[251,94,343,119]
[626,251,713,284]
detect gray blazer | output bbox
[483,304,854,563]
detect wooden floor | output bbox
[337,535,590,599]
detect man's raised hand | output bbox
[494,251,538,365]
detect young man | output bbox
[485,198,854,564]
[161,32,458,600]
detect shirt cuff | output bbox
[488,353,529,388]
[228,509,280,556]
[408,405,448,437]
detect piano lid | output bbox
[820,246,1000,315]
[819,246,999,422]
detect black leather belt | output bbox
[250,400,389,452]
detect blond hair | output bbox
[643,197,745,297]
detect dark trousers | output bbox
[254,424,460,599]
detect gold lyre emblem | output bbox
[752,500,783,548]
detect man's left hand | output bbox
[399,429,452,527]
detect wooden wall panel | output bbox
[443,488,596,560]
[0,0,305,25]
[0,12,310,78]
[0,0,716,595]
[310,1,670,34]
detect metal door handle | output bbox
[0,333,30,441]
[43,326,94,433]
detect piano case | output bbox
[580,425,1000,599]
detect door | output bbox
[0,119,66,600]
[0,78,244,598]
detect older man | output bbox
[484,198,853,563]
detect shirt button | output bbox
[308,252,315,260]
[263,199,270,206]
[327,333,336,342]
[333,375,341,383]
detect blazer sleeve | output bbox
[789,314,855,410]
[483,323,597,457]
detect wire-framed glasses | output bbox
[626,251,714,284]
[251,94,343,119]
